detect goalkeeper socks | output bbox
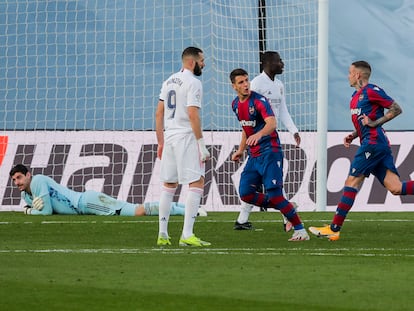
[331,186,358,231]
[237,201,253,223]
[181,187,203,239]
[401,181,414,195]
[143,202,185,216]
[143,202,160,216]
[158,186,176,237]
[170,202,185,216]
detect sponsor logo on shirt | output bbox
[239,120,256,127]
[350,108,361,115]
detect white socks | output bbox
[181,187,203,239]
[237,201,253,224]
[158,186,176,238]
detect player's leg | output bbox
[260,152,308,241]
[80,191,135,215]
[238,157,268,207]
[379,155,414,195]
[281,187,294,232]
[157,184,176,245]
[234,201,254,230]
[310,145,374,240]
[309,175,363,241]
[157,140,179,245]
[176,135,210,247]
[140,201,186,216]
[265,187,308,241]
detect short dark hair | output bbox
[9,164,29,177]
[229,68,248,83]
[182,46,203,59]
[261,51,280,65]
[352,60,371,78]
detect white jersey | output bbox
[250,72,298,135]
[159,68,202,139]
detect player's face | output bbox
[11,172,31,192]
[232,74,250,100]
[269,54,284,75]
[193,53,205,76]
[348,65,360,88]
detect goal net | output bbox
[0,0,319,211]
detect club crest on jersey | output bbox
[365,152,371,159]
[249,106,255,115]
[359,94,364,101]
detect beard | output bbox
[194,62,202,76]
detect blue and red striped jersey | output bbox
[350,84,394,146]
[232,91,282,157]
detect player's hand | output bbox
[32,197,44,211]
[344,133,354,148]
[197,138,210,162]
[294,132,301,146]
[246,133,262,146]
[23,205,32,215]
[157,144,163,159]
[231,150,244,162]
[358,114,374,127]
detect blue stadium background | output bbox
[1,0,413,131]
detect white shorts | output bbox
[160,133,205,184]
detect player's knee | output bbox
[239,183,256,198]
[388,186,402,195]
[385,181,403,195]
[266,188,286,209]
[240,193,256,204]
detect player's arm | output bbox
[232,130,247,162]
[188,105,210,162]
[359,101,402,128]
[344,130,358,148]
[246,116,276,146]
[25,177,53,215]
[24,195,52,215]
[28,194,53,215]
[279,97,300,146]
[155,99,165,159]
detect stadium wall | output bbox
[1,131,414,212]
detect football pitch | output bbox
[1,211,413,311]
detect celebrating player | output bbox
[229,68,309,241]
[155,46,211,247]
[234,51,301,232]
[309,61,414,241]
[10,164,195,217]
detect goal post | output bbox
[0,0,325,212]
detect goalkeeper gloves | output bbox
[197,138,210,162]
[32,197,44,211]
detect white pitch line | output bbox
[1,218,414,225]
[0,247,413,257]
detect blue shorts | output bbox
[240,152,284,193]
[350,143,399,185]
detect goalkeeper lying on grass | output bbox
[10,164,207,217]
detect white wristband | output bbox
[197,138,210,162]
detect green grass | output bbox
[1,211,414,311]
